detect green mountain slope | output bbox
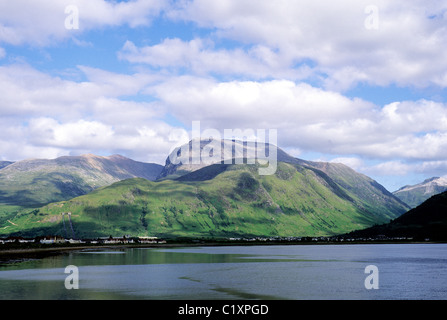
[1,161,409,239]
[304,160,410,218]
[0,154,163,209]
[346,191,447,241]
[159,139,409,220]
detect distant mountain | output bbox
[0,154,163,208]
[345,190,447,241]
[2,140,410,239]
[0,161,13,170]
[393,177,447,208]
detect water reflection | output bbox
[0,244,446,300]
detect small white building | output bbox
[138,236,159,244]
[39,236,65,244]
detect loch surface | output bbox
[0,243,446,300]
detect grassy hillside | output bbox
[0,154,163,210]
[1,162,408,239]
[307,161,410,218]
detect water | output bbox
[0,243,446,300]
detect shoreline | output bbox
[1,240,444,265]
[0,243,184,265]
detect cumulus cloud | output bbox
[151,77,373,126]
[149,77,447,162]
[165,0,447,90]
[0,63,163,121]
[28,118,114,149]
[330,157,367,172]
[0,63,182,163]
[2,61,447,168]
[2,0,447,191]
[118,38,313,80]
[4,0,447,90]
[26,117,174,156]
[329,156,447,190]
[0,117,178,163]
[365,160,414,177]
[0,0,165,46]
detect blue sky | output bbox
[1,0,447,192]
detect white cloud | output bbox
[149,76,447,162]
[0,115,185,164]
[3,1,447,90]
[77,65,164,100]
[0,63,164,122]
[0,63,183,163]
[330,157,414,177]
[0,0,165,46]
[166,0,447,90]
[152,77,374,127]
[28,118,114,149]
[1,0,447,173]
[329,156,447,190]
[118,38,313,80]
[330,157,366,172]
[368,161,413,177]
[2,61,447,166]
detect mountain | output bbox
[393,177,447,208]
[161,139,409,219]
[345,190,447,241]
[0,161,13,170]
[1,140,410,239]
[0,154,163,208]
[157,139,296,179]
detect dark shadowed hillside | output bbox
[345,191,447,241]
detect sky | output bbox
[1,0,447,192]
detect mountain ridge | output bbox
[157,139,300,180]
[0,153,163,208]
[160,139,409,216]
[393,176,447,208]
[0,161,13,170]
[0,140,410,239]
